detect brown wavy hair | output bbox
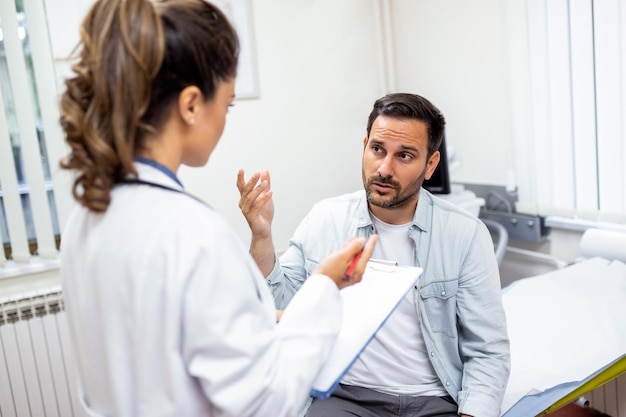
[60,0,239,212]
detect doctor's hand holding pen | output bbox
[274,235,377,322]
[275,235,378,322]
[314,235,378,289]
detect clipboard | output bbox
[310,260,423,399]
[501,354,626,417]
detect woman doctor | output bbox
[58,0,376,416]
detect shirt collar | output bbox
[413,188,432,232]
[356,188,432,233]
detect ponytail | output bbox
[60,0,164,212]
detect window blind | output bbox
[506,0,626,224]
[0,0,67,268]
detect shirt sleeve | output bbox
[455,221,511,417]
[266,213,317,309]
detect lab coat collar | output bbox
[133,161,185,192]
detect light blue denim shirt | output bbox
[266,189,510,417]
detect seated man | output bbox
[237,93,510,417]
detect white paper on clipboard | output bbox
[310,260,423,398]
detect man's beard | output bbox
[363,169,426,210]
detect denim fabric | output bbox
[266,188,510,417]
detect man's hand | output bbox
[237,169,274,240]
[237,169,277,276]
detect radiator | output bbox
[1,288,625,417]
[0,287,83,417]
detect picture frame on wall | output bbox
[214,0,259,99]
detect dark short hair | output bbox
[366,93,446,157]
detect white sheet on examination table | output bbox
[500,257,626,415]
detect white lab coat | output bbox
[60,162,341,417]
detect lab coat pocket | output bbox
[420,279,458,337]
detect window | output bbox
[0,0,68,267]
[505,0,626,225]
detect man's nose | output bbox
[377,155,394,178]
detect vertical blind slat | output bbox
[570,0,599,214]
[505,0,536,214]
[621,1,626,220]
[0,89,30,264]
[0,5,30,264]
[0,0,57,259]
[546,0,575,213]
[23,0,73,235]
[593,0,625,216]
[527,0,553,213]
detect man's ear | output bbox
[177,86,202,125]
[362,135,368,149]
[424,150,441,180]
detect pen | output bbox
[342,250,363,281]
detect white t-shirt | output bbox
[341,213,447,396]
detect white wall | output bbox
[390,0,514,186]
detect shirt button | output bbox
[446,381,451,386]
[441,290,446,296]
[430,351,435,357]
